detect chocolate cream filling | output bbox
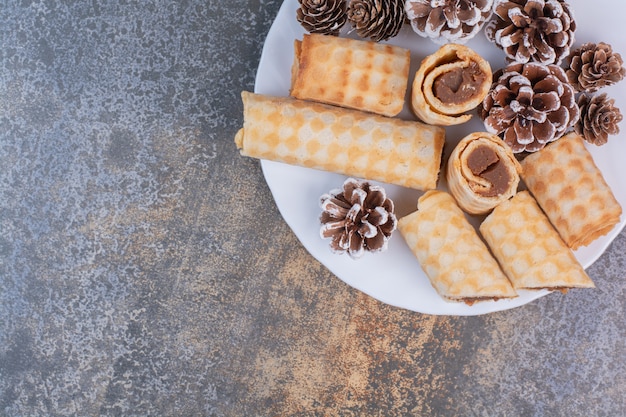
[466,145,511,197]
[433,61,487,105]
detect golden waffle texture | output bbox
[235,92,445,190]
[290,34,410,117]
[398,190,517,303]
[480,191,595,290]
[520,132,622,249]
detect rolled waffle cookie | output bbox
[290,34,411,117]
[410,43,492,125]
[520,132,622,249]
[398,190,517,305]
[480,191,595,291]
[446,132,522,215]
[235,92,445,190]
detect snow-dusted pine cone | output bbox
[347,0,406,42]
[486,0,576,65]
[480,62,579,153]
[297,0,347,36]
[405,0,494,44]
[575,93,623,146]
[566,42,626,93]
[319,178,397,259]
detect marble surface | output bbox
[1,1,625,416]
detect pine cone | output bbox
[297,0,347,36]
[347,0,405,42]
[575,93,623,146]
[319,178,397,259]
[405,0,494,44]
[566,42,626,93]
[486,0,576,65]
[480,62,579,153]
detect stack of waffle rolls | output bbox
[235,91,445,190]
[290,34,411,117]
[398,190,518,304]
[520,132,622,249]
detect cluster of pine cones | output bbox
[297,0,495,43]
[297,0,405,42]
[482,0,624,149]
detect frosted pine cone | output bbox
[297,0,347,36]
[486,0,576,65]
[567,42,626,93]
[575,93,623,146]
[319,178,397,259]
[405,0,494,44]
[347,0,406,42]
[480,62,579,153]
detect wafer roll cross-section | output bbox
[446,132,521,215]
[398,190,517,304]
[290,34,411,117]
[520,132,622,249]
[235,92,445,190]
[480,191,594,291]
[411,43,492,126]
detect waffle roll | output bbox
[290,34,411,117]
[398,190,517,304]
[520,132,622,249]
[446,132,522,215]
[235,92,445,190]
[410,43,492,126]
[480,191,595,291]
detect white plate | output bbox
[254,0,626,315]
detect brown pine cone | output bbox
[297,0,347,36]
[566,42,626,93]
[405,0,494,44]
[347,0,405,42]
[480,62,579,153]
[575,93,623,146]
[486,0,576,65]
[319,178,397,259]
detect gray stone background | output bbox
[1,1,624,416]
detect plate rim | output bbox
[252,0,626,316]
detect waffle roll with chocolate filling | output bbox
[410,43,492,125]
[235,92,445,190]
[520,132,622,249]
[480,191,595,292]
[446,132,521,215]
[290,34,411,117]
[398,190,517,305]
